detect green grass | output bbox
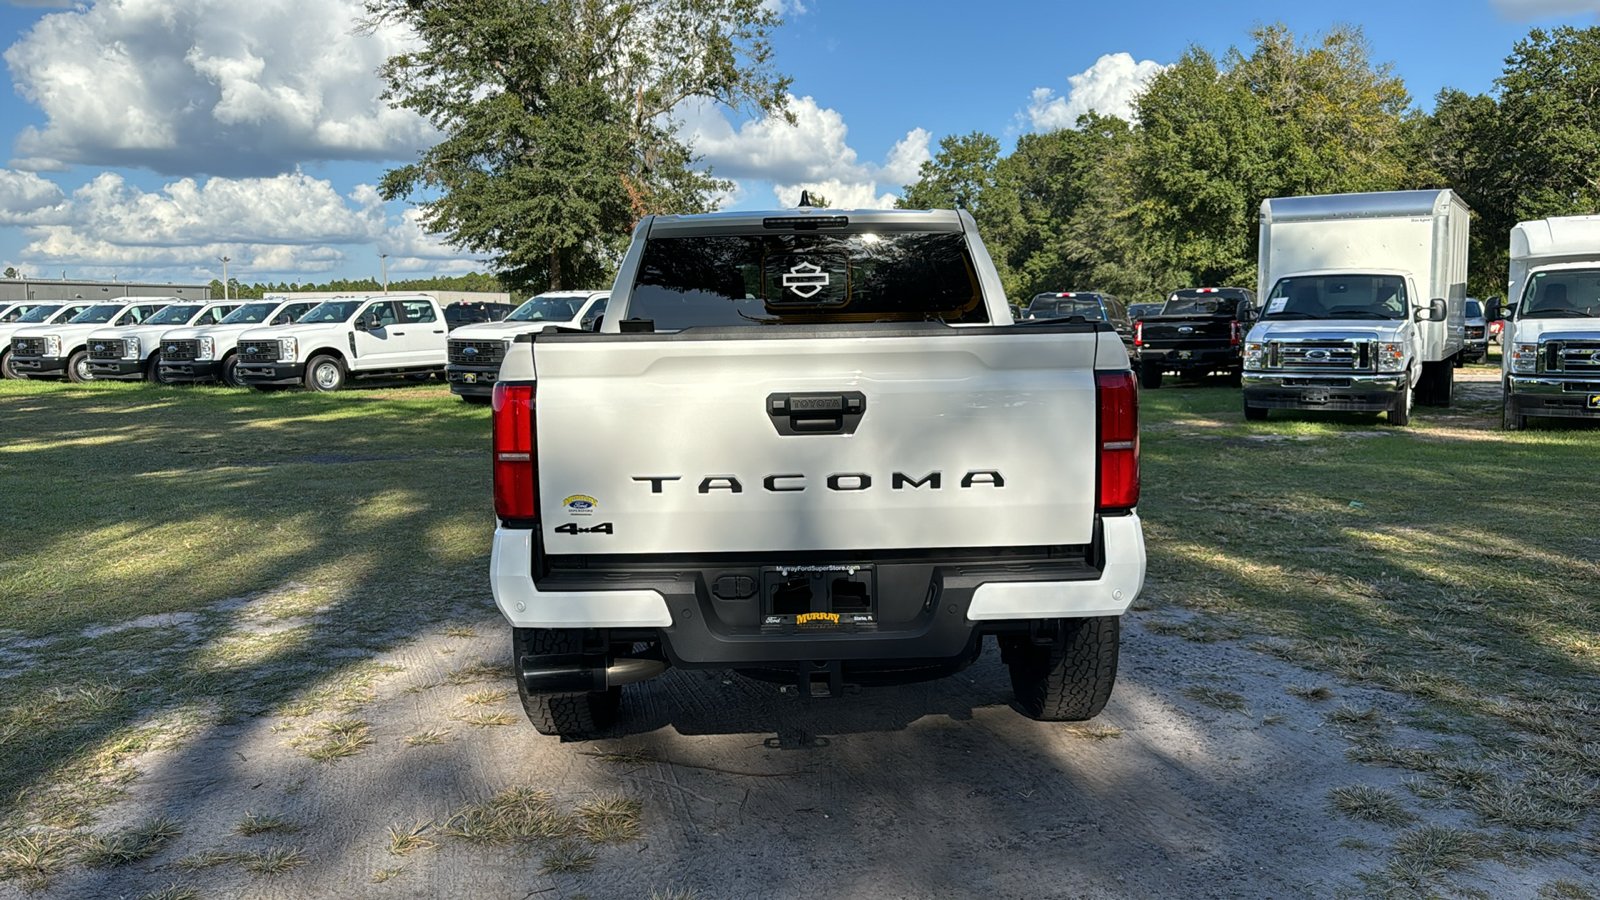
[0,378,490,830]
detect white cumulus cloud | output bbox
[684,95,931,208]
[1027,52,1168,131]
[4,0,433,175]
[0,169,487,281]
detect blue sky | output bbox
[0,0,1595,287]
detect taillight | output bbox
[492,382,538,521]
[1095,371,1139,511]
[1134,321,1144,347]
[1230,320,1242,345]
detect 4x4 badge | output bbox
[781,261,829,299]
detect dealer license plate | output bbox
[461,372,477,383]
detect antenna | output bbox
[798,190,813,208]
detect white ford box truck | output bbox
[488,206,1147,737]
[1500,215,1600,429]
[1243,190,1470,425]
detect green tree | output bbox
[3,267,18,279]
[897,132,1002,212]
[1128,24,1414,288]
[363,0,791,292]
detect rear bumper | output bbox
[446,364,498,396]
[491,514,1145,667]
[87,359,144,379]
[236,362,305,385]
[11,357,66,376]
[159,360,223,381]
[1140,347,1239,370]
[1243,372,1404,412]
[1507,377,1600,419]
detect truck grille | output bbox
[162,339,199,361]
[1550,339,1600,374]
[448,339,506,366]
[89,339,126,360]
[1268,339,1371,371]
[237,340,281,363]
[1465,326,1485,340]
[12,337,46,357]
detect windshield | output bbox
[2,305,39,323]
[68,304,126,325]
[1465,299,1483,319]
[144,305,202,325]
[297,301,363,324]
[14,305,62,323]
[1521,269,1600,318]
[1027,296,1105,321]
[630,232,986,328]
[220,303,279,325]
[1264,275,1407,320]
[508,296,585,322]
[1163,289,1249,316]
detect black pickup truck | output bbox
[1135,287,1259,389]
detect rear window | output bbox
[1162,289,1250,316]
[1027,295,1105,321]
[629,232,986,329]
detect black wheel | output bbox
[513,628,620,738]
[220,353,244,388]
[1004,616,1120,721]
[1243,397,1267,421]
[145,354,165,383]
[303,354,345,392]
[1389,381,1412,426]
[66,349,93,383]
[1139,364,1162,389]
[1227,368,1244,387]
[1502,383,1525,431]
[462,394,491,406]
[0,349,18,380]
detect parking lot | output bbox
[1,365,1597,899]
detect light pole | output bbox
[217,255,231,300]
[378,252,389,294]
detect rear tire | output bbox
[1389,380,1413,426]
[1243,398,1267,421]
[145,354,164,383]
[513,628,621,738]
[1139,364,1162,389]
[1418,359,1454,407]
[0,349,17,380]
[1502,383,1525,431]
[66,349,93,383]
[304,354,345,392]
[1004,616,1120,722]
[462,394,491,406]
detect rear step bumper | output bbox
[491,514,1144,667]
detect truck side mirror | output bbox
[581,316,600,332]
[1415,299,1447,322]
[1486,295,1504,321]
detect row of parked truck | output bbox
[1021,191,1596,430]
[0,289,611,398]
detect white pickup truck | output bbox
[489,207,1146,737]
[234,294,448,392]
[9,299,172,382]
[446,291,608,402]
[1499,216,1600,429]
[157,299,322,387]
[85,300,241,381]
[0,302,94,379]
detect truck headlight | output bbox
[197,336,215,360]
[1376,343,1405,373]
[1511,343,1538,374]
[123,336,141,360]
[43,335,61,357]
[1244,342,1265,369]
[279,337,298,364]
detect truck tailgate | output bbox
[531,327,1105,555]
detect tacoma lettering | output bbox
[633,470,1004,493]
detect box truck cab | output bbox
[1500,216,1600,430]
[1243,190,1470,426]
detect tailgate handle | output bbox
[767,392,866,436]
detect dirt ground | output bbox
[10,363,1595,900]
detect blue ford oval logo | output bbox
[165,345,176,352]
[463,347,478,356]
[93,344,104,351]
[1305,349,1330,361]
[246,346,258,353]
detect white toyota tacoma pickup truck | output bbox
[489,207,1146,737]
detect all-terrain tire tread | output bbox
[1008,616,1120,721]
[513,628,620,738]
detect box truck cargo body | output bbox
[1243,190,1470,425]
[1500,215,1600,429]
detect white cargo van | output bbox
[1500,215,1600,429]
[1243,190,1470,425]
